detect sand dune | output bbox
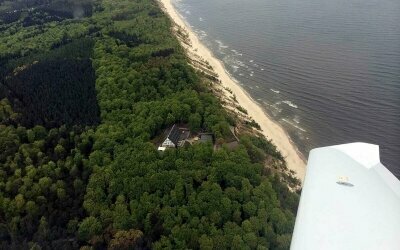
[159,0,306,182]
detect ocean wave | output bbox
[264,102,283,113]
[215,40,229,49]
[282,118,306,132]
[196,30,207,39]
[282,100,298,109]
[237,60,246,67]
[195,29,205,35]
[231,49,243,56]
[270,89,280,94]
[231,65,239,72]
[272,106,282,113]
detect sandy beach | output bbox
[159,0,306,181]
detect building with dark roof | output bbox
[161,124,181,148]
[199,133,214,144]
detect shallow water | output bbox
[173,0,400,178]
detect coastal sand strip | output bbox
[160,0,306,181]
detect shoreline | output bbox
[159,0,306,182]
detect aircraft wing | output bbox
[291,143,400,250]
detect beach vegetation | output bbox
[232,94,238,102]
[246,119,262,130]
[237,105,248,114]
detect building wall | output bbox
[162,138,175,148]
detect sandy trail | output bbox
[160,0,306,181]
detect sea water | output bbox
[173,0,400,178]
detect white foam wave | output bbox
[237,61,246,67]
[196,30,208,38]
[282,118,306,132]
[215,40,228,49]
[282,100,298,109]
[265,102,282,113]
[270,89,280,94]
[230,50,243,56]
[231,65,239,72]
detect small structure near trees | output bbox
[198,133,214,144]
[158,124,190,151]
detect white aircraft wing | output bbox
[291,143,400,250]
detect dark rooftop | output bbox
[199,133,213,143]
[167,124,181,145]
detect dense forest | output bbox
[0,0,300,249]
